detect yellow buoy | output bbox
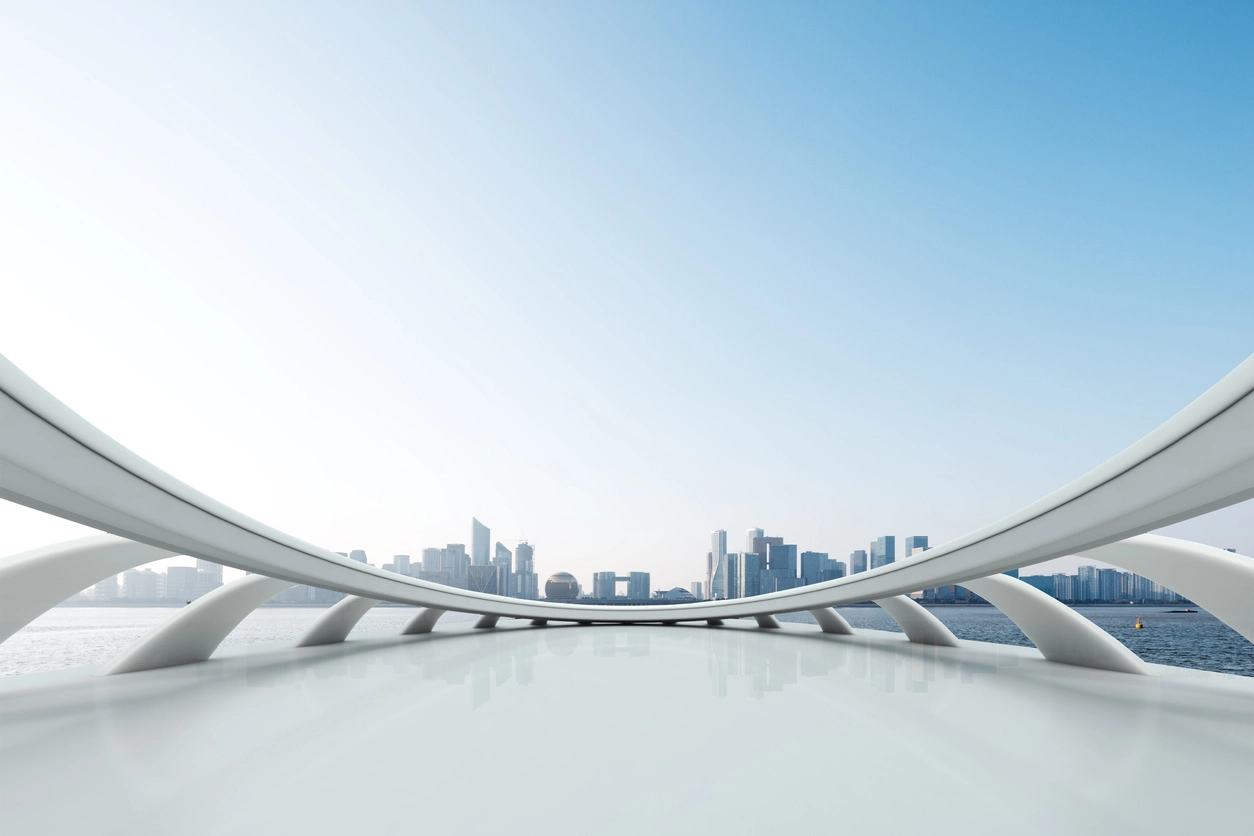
[1135,617,1144,629]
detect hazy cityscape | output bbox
[64,519,1222,610]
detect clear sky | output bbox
[1,2,1250,591]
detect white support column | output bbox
[809,607,855,635]
[1082,534,1254,643]
[873,595,960,647]
[755,614,781,628]
[0,535,177,645]
[400,608,446,635]
[475,615,500,629]
[295,595,381,647]
[99,574,293,675]
[962,574,1149,674]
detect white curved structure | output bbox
[99,575,294,675]
[2,352,1253,834]
[2,351,1252,638]
[1080,534,1254,642]
[295,595,382,647]
[0,535,175,643]
[961,574,1150,674]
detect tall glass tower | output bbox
[471,518,490,565]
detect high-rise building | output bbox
[745,528,764,553]
[710,530,727,600]
[800,552,828,585]
[93,574,119,600]
[593,572,618,599]
[765,542,796,591]
[903,536,928,558]
[1098,568,1121,601]
[491,543,512,597]
[471,518,490,566]
[349,550,367,564]
[628,572,650,600]
[193,559,223,598]
[393,555,411,574]
[849,550,868,574]
[691,582,704,600]
[870,536,896,570]
[166,566,199,601]
[122,568,162,599]
[1078,565,1099,601]
[442,544,469,580]
[421,548,441,572]
[731,552,762,598]
[514,542,537,599]
[467,564,502,595]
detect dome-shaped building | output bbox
[544,572,580,601]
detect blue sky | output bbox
[1,1,1250,589]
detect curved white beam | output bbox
[1,351,1252,624]
[874,596,960,647]
[400,608,446,635]
[99,575,293,675]
[0,535,176,644]
[962,575,1150,674]
[1080,534,1254,642]
[809,608,855,635]
[295,595,381,647]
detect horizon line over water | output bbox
[5,605,1250,679]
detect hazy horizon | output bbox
[2,2,1250,591]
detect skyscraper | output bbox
[710,530,727,600]
[745,527,764,553]
[421,548,441,572]
[903,536,928,558]
[627,572,650,600]
[491,543,512,596]
[849,550,868,574]
[732,552,762,598]
[800,552,830,585]
[471,518,490,566]
[348,550,367,564]
[870,536,896,570]
[593,572,618,599]
[514,542,537,599]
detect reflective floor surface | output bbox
[1,622,1251,835]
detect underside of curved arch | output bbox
[99,574,293,675]
[296,595,381,647]
[873,596,960,647]
[1080,534,1254,643]
[0,535,177,644]
[961,574,1149,674]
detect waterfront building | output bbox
[471,518,490,566]
[393,555,411,574]
[421,548,441,572]
[732,552,762,598]
[93,574,119,600]
[166,566,198,601]
[628,572,650,600]
[800,552,829,585]
[710,530,727,600]
[903,536,928,558]
[513,542,538,599]
[744,527,764,553]
[122,568,162,599]
[849,550,868,574]
[870,536,896,570]
[593,572,618,599]
[691,581,703,600]
[467,564,502,595]
[349,550,367,564]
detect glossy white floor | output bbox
[2,622,1250,835]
